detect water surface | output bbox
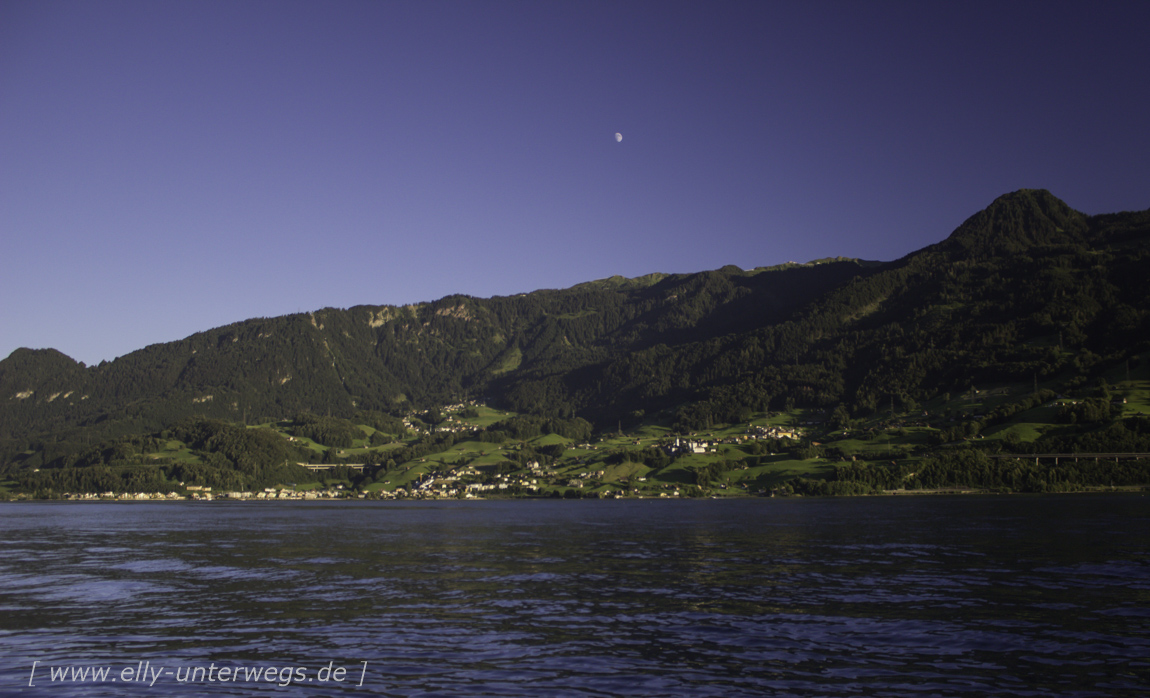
[1,496,1147,696]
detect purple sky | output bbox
[2,0,1148,366]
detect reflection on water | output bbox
[1,496,1148,696]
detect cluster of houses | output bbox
[65,491,184,501]
[655,427,800,456]
[62,485,365,501]
[745,425,800,440]
[212,486,362,500]
[402,469,542,498]
[403,415,475,436]
[401,401,488,436]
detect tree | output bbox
[830,404,851,430]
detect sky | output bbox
[2,0,1148,366]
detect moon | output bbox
[615,133,622,142]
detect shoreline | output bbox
[3,486,1147,503]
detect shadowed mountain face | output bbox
[3,190,1149,449]
[940,189,1090,258]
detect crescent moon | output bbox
[615,133,622,142]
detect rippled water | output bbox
[1,496,1148,696]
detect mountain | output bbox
[939,188,1090,257]
[0,260,869,438]
[3,190,1149,465]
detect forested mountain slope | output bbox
[3,189,1148,463]
[0,253,868,446]
[486,190,1150,429]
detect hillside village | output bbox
[29,400,821,501]
[11,364,1150,502]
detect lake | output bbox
[1,496,1148,696]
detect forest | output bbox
[3,189,1150,497]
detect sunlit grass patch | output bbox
[530,433,571,447]
[453,405,516,427]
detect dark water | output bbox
[1,496,1148,697]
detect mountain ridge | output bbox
[3,190,1149,462]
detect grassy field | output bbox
[452,405,516,428]
[491,347,522,375]
[158,440,203,464]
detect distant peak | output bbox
[3,347,79,364]
[0,348,84,387]
[988,188,1068,210]
[942,189,1088,256]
